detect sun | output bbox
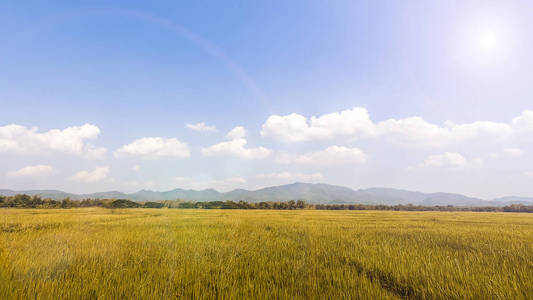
[477,28,501,53]
[461,17,513,65]
[450,10,519,69]
[474,26,505,58]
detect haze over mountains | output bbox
[2,183,533,207]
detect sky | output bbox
[1,1,533,199]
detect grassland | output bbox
[1,209,532,299]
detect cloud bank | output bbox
[419,152,468,168]
[202,126,271,159]
[70,166,110,183]
[7,165,53,177]
[276,146,367,165]
[261,107,533,147]
[186,122,217,133]
[0,123,106,159]
[115,137,190,159]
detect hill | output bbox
[2,183,533,206]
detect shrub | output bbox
[110,199,141,208]
[144,202,164,208]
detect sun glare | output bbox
[477,28,501,54]
[474,26,506,59]
[463,18,512,64]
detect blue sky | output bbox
[1,1,533,198]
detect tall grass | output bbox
[1,209,532,299]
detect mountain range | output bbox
[2,183,533,206]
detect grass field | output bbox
[1,209,532,299]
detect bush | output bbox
[144,202,164,208]
[110,199,141,208]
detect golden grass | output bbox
[1,208,532,299]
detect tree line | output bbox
[0,194,163,209]
[1,194,532,213]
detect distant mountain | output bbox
[2,183,533,207]
[128,189,223,202]
[222,183,359,203]
[0,189,79,199]
[85,191,129,199]
[492,196,533,205]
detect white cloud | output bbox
[277,146,367,165]
[70,166,109,183]
[503,148,524,157]
[256,171,323,181]
[0,139,19,152]
[378,118,512,147]
[260,107,529,147]
[202,139,271,159]
[419,152,468,168]
[512,110,533,131]
[7,165,53,178]
[261,107,376,142]
[185,122,217,133]
[202,127,271,160]
[0,123,106,158]
[84,145,107,160]
[226,126,246,139]
[115,137,190,159]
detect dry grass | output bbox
[1,208,532,299]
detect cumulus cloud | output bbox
[7,165,53,178]
[256,171,323,181]
[185,122,217,133]
[378,118,512,147]
[419,152,468,168]
[512,110,533,131]
[202,127,271,160]
[202,139,271,159]
[70,166,110,183]
[226,126,246,139]
[84,146,107,160]
[261,107,376,142]
[0,123,106,158]
[115,137,190,159]
[276,146,367,165]
[261,107,531,147]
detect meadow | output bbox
[0,208,532,299]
